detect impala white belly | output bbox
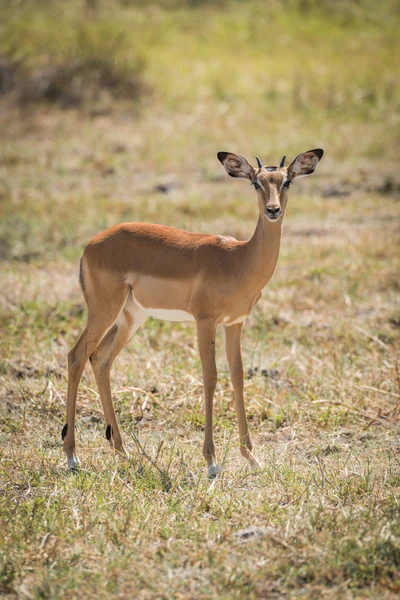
[128,275,247,324]
[131,289,195,322]
[142,307,195,322]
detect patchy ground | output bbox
[1,109,399,599]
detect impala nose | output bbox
[266,206,281,219]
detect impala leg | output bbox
[224,323,261,469]
[63,322,114,469]
[63,326,88,469]
[197,318,220,478]
[63,284,130,470]
[89,299,147,460]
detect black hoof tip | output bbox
[208,465,221,480]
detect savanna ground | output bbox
[0,1,400,598]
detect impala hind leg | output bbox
[89,294,147,460]
[224,323,261,469]
[197,318,220,478]
[63,282,130,469]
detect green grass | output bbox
[1,1,400,598]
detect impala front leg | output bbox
[224,323,261,469]
[197,318,220,478]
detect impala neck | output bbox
[244,214,283,292]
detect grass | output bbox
[1,0,400,598]
[0,3,146,106]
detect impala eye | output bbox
[253,181,261,190]
[283,179,292,189]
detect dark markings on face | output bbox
[226,156,245,177]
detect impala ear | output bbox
[287,149,324,180]
[217,152,256,181]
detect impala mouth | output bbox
[265,210,282,221]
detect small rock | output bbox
[234,525,276,541]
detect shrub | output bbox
[0,9,146,107]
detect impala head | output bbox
[218,149,324,222]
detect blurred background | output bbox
[0,0,399,262]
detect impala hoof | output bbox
[208,464,222,480]
[67,456,81,471]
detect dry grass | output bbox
[1,1,400,598]
[1,110,399,598]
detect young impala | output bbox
[62,148,323,477]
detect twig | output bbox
[114,386,170,412]
[130,432,174,492]
[354,326,390,351]
[80,384,100,398]
[251,397,280,409]
[352,383,400,399]
[362,407,382,430]
[130,431,163,476]
[155,440,164,466]
[311,399,386,423]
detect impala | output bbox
[62,148,324,477]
